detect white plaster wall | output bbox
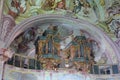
[0,41,5,48]
[3,64,120,80]
[3,64,92,80]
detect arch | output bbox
[4,14,120,64]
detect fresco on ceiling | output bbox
[1,0,120,79]
[3,0,120,42]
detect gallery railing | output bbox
[7,54,41,70]
[6,54,120,75]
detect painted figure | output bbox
[41,58,60,70]
[113,20,120,38]
[73,0,83,13]
[23,27,36,43]
[41,0,56,10]
[107,1,120,17]
[87,0,99,19]
[7,0,26,18]
[17,42,28,53]
[41,59,54,70]
[56,0,66,9]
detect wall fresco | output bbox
[2,0,120,41]
[0,0,120,80]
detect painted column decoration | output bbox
[0,15,15,42]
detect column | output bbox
[0,48,14,80]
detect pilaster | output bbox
[0,61,4,80]
[0,0,4,36]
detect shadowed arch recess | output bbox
[5,15,120,64]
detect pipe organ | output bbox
[35,25,95,72]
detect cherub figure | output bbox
[73,0,83,13]
[56,0,66,9]
[41,0,56,10]
[41,59,53,70]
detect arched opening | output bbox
[5,15,120,74]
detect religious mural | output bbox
[2,0,120,43]
[0,0,120,80]
[9,23,98,72]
